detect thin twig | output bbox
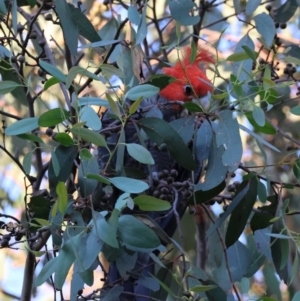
[0,110,22,120]
[172,187,188,290]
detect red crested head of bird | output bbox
[159,46,215,102]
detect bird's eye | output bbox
[184,85,193,96]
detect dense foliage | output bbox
[1,0,300,300]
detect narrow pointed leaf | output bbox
[226,176,258,248]
[55,0,78,55]
[38,108,70,127]
[66,66,103,89]
[0,80,22,94]
[71,127,107,148]
[53,133,74,147]
[109,177,148,193]
[138,117,195,170]
[216,110,242,172]
[5,117,39,135]
[117,215,160,251]
[125,84,159,100]
[56,182,68,214]
[40,61,66,82]
[133,195,171,211]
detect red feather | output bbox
[159,46,215,102]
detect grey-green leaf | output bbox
[54,235,81,289]
[240,124,280,152]
[275,0,298,23]
[40,61,66,82]
[35,257,58,286]
[117,215,160,251]
[254,13,275,48]
[77,97,109,107]
[128,6,141,25]
[95,215,119,248]
[66,66,102,89]
[245,0,261,16]
[226,176,258,248]
[0,80,21,94]
[68,3,101,43]
[196,119,213,161]
[126,143,154,165]
[195,137,228,191]
[169,116,195,145]
[5,117,39,135]
[23,152,32,175]
[252,105,265,127]
[125,84,159,100]
[55,0,78,55]
[71,127,107,148]
[290,105,300,116]
[216,110,242,172]
[80,106,102,131]
[109,177,149,194]
[138,117,196,170]
[169,0,200,26]
[136,6,147,45]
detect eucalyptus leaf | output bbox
[117,215,160,251]
[290,105,300,116]
[95,215,119,248]
[239,124,280,152]
[54,235,81,289]
[126,143,154,165]
[38,108,70,127]
[68,3,101,43]
[125,84,159,100]
[245,112,276,135]
[56,182,68,214]
[109,177,149,193]
[275,0,298,23]
[77,97,109,107]
[135,6,147,45]
[195,137,228,191]
[79,39,121,49]
[216,110,242,172]
[139,117,195,170]
[35,257,58,286]
[23,152,32,175]
[40,61,66,82]
[79,106,102,131]
[226,176,258,248]
[245,0,261,15]
[71,127,107,148]
[55,0,78,55]
[169,0,199,25]
[196,119,213,161]
[254,13,275,49]
[17,133,43,144]
[0,80,21,94]
[252,105,265,127]
[44,77,60,91]
[128,6,141,25]
[66,66,103,89]
[5,117,39,135]
[53,133,74,147]
[169,116,195,144]
[133,195,171,211]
